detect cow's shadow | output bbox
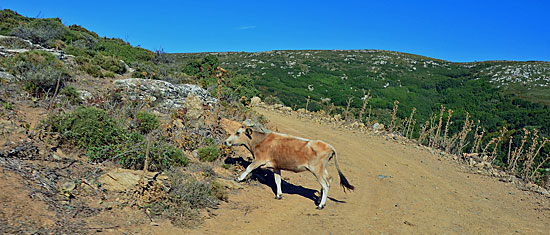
[225,157,346,206]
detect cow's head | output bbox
[224,119,268,147]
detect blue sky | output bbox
[1,0,548,62]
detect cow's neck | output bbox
[248,132,269,154]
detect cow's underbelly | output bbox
[269,153,309,172]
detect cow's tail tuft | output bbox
[331,150,355,192]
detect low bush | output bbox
[135,111,160,134]
[161,169,219,227]
[10,18,67,46]
[74,56,102,77]
[120,143,188,171]
[197,145,219,162]
[4,50,70,96]
[93,54,126,74]
[60,86,81,104]
[53,106,187,171]
[50,106,124,148]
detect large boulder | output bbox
[114,78,217,111]
[97,168,169,192]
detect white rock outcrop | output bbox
[114,78,217,110]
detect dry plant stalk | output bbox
[522,129,545,180]
[509,128,530,172]
[530,152,550,181]
[367,105,372,126]
[489,127,507,162]
[434,105,445,146]
[456,112,472,156]
[305,96,311,112]
[214,67,227,128]
[443,109,453,145]
[408,119,416,138]
[405,107,416,138]
[470,120,482,153]
[344,97,354,120]
[388,100,399,133]
[328,103,335,116]
[359,90,371,122]
[445,133,459,153]
[142,134,151,177]
[482,137,498,157]
[507,138,513,167]
[427,113,437,147]
[418,120,430,143]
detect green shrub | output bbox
[61,86,80,104]
[50,106,125,148]
[4,50,70,96]
[146,143,188,171]
[197,145,220,162]
[103,71,115,78]
[86,144,125,162]
[135,111,160,134]
[74,56,102,77]
[95,38,154,63]
[80,126,187,171]
[264,95,283,105]
[10,18,67,46]
[65,43,96,57]
[0,9,32,35]
[93,54,126,74]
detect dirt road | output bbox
[189,107,550,234]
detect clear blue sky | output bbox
[1,0,549,62]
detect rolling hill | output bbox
[171,50,550,135]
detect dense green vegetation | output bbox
[1,9,149,78]
[172,51,550,135]
[49,106,188,171]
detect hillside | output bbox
[172,50,550,134]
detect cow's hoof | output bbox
[275,195,282,200]
[235,177,243,182]
[316,205,325,210]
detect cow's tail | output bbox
[331,149,355,192]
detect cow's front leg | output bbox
[236,160,266,182]
[273,169,283,199]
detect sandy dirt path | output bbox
[187,107,550,234]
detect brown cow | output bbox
[224,119,354,209]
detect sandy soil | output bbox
[185,107,550,234]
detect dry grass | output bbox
[359,90,371,122]
[388,100,399,133]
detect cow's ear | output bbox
[245,128,253,139]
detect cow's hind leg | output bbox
[273,168,283,199]
[317,175,330,209]
[236,160,266,182]
[311,169,330,210]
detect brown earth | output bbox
[184,107,550,234]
